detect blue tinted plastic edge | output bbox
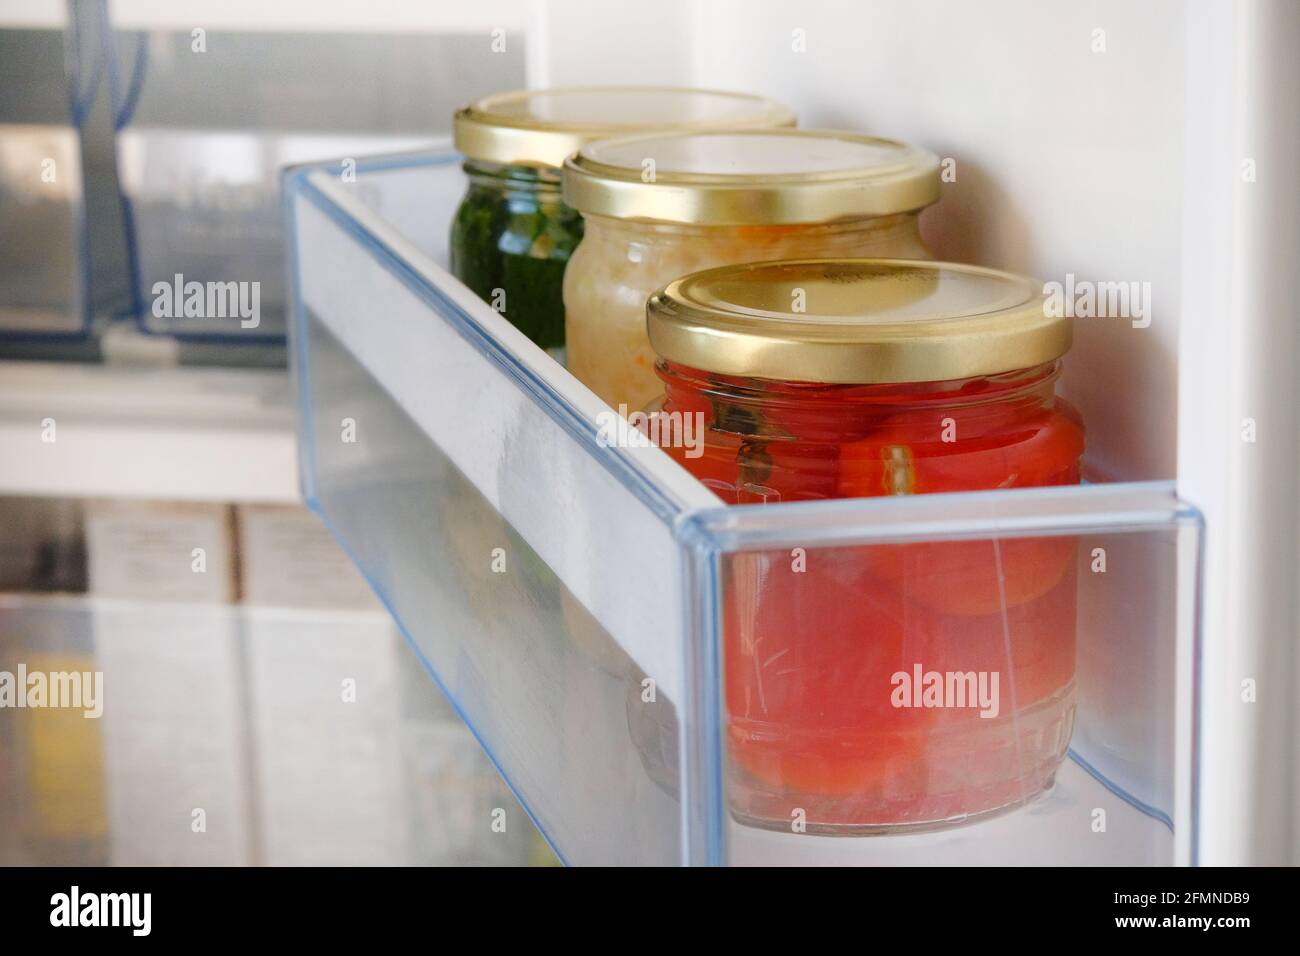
[282,166,318,506]
[1188,512,1206,866]
[337,149,456,177]
[1066,750,1174,832]
[683,480,1203,554]
[674,516,727,866]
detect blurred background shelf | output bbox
[0,359,297,502]
[0,0,528,32]
[0,593,553,866]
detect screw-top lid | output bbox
[563,129,940,224]
[646,259,1070,384]
[453,86,796,170]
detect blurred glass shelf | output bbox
[0,360,298,502]
[0,593,551,866]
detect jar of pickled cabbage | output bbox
[645,258,1084,833]
[561,129,940,409]
[451,87,796,361]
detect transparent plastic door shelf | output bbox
[284,150,1203,866]
[106,23,522,354]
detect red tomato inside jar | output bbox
[644,259,1084,832]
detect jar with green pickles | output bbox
[450,87,796,362]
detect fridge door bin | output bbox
[285,150,1203,866]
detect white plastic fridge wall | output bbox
[285,152,1203,866]
[522,0,1188,480]
[528,0,1300,868]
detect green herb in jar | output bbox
[449,162,583,357]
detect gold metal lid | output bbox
[646,259,1070,384]
[453,86,796,170]
[563,129,940,224]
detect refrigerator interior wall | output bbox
[530,0,1300,867]
[1175,0,1300,868]
[532,0,1185,480]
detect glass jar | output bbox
[644,259,1085,833]
[451,87,796,361]
[449,162,581,356]
[562,129,940,411]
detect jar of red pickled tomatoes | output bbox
[645,259,1085,833]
